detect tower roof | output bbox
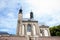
[19,8,22,13]
[30,11,34,19]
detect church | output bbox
[0,8,60,40]
[16,8,50,37]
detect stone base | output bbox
[29,35,38,40]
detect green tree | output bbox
[49,25,60,36]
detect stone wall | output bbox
[0,36,27,40]
[31,36,60,40]
[38,36,60,40]
[0,36,60,40]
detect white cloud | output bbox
[0,18,17,28]
[7,12,15,18]
[21,0,60,26]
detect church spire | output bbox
[30,11,34,19]
[19,8,22,13]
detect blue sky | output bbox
[0,0,60,34]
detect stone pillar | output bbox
[35,24,40,36]
[31,24,34,36]
[25,24,27,36]
[19,24,22,36]
[48,28,51,36]
[21,25,24,36]
[32,24,36,36]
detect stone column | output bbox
[48,28,51,36]
[21,25,24,36]
[25,24,27,36]
[35,24,40,36]
[31,24,34,36]
[19,24,22,36]
[32,24,36,36]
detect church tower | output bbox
[30,11,34,19]
[16,8,23,36]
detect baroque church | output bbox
[16,8,50,37]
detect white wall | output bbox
[44,29,48,36]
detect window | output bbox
[44,29,48,36]
[40,29,44,36]
[27,24,31,32]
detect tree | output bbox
[49,25,60,36]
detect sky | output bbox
[0,0,60,34]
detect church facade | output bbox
[16,8,50,37]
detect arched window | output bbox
[40,29,44,36]
[44,29,48,36]
[27,24,31,32]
